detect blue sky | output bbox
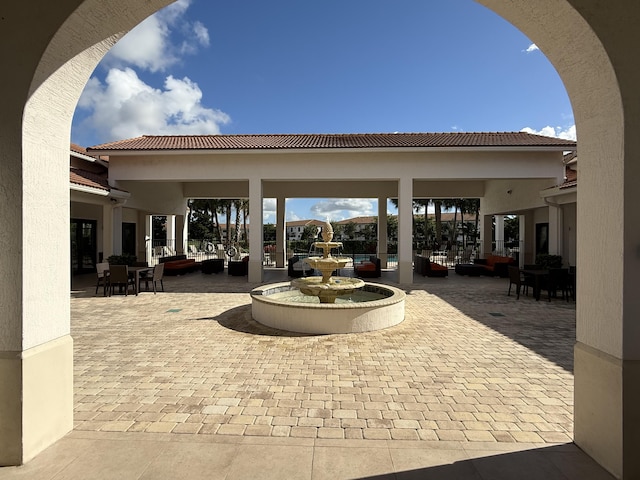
[72,0,575,223]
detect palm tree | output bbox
[233,199,242,244]
[241,199,249,243]
[207,199,224,244]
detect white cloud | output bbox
[78,68,230,141]
[310,199,374,221]
[520,124,577,141]
[524,43,539,53]
[287,211,302,222]
[263,199,276,222]
[103,0,209,73]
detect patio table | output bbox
[129,266,154,295]
[520,268,549,301]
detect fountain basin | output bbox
[251,282,406,334]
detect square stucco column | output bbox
[378,198,388,269]
[248,178,263,282]
[0,138,73,466]
[276,196,286,268]
[397,177,413,284]
[480,214,493,258]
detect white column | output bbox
[165,215,176,253]
[102,204,114,258]
[112,206,123,255]
[276,196,286,268]
[480,214,493,259]
[547,203,562,257]
[378,197,388,269]
[397,177,413,283]
[494,214,504,254]
[518,214,526,268]
[145,215,153,264]
[175,214,185,255]
[183,207,190,255]
[248,178,263,282]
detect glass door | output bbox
[71,219,97,274]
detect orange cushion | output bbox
[430,262,448,271]
[357,262,376,271]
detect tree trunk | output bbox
[435,200,443,248]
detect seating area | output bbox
[159,255,201,275]
[414,255,448,277]
[473,254,516,277]
[228,257,249,276]
[354,255,381,278]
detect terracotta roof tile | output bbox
[336,216,377,225]
[88,132,576,152]
[70,167,110,191]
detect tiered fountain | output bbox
[290,222,364,303]
[251,220,405,334]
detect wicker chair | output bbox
[140,263,165,294]
[108,265,135,296]
[95,262,110,296]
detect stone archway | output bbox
[2,1,638,477]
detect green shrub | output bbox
[535,254,563,269]
[107,254,137,266]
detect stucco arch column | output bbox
[477,1,640,477]
[248,177,264,282]
[397,177,413,283]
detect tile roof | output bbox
[336,216,377,225]
[70,167,110,191]
[88,132,577,152]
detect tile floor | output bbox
[0,267,614,479]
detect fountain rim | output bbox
[250,281,406,309]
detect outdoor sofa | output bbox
[159,254,201,275]
[354,256,381,278]
[473,255,516,277]
[414,255,449,277]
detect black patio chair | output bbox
[546,268,571,301]
[108,265,135,296]
[507,265,532,299]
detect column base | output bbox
[398,260,413,284]
[0,335,73,466]
[574,341,640,479]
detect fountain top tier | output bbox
[290,220,364,302]
[312,220,341,258]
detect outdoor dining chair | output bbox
[546,268,571,301]
[108,265,135,296]
[140,262,165,294]
[507,265,531,299]
[95,262,110,296]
